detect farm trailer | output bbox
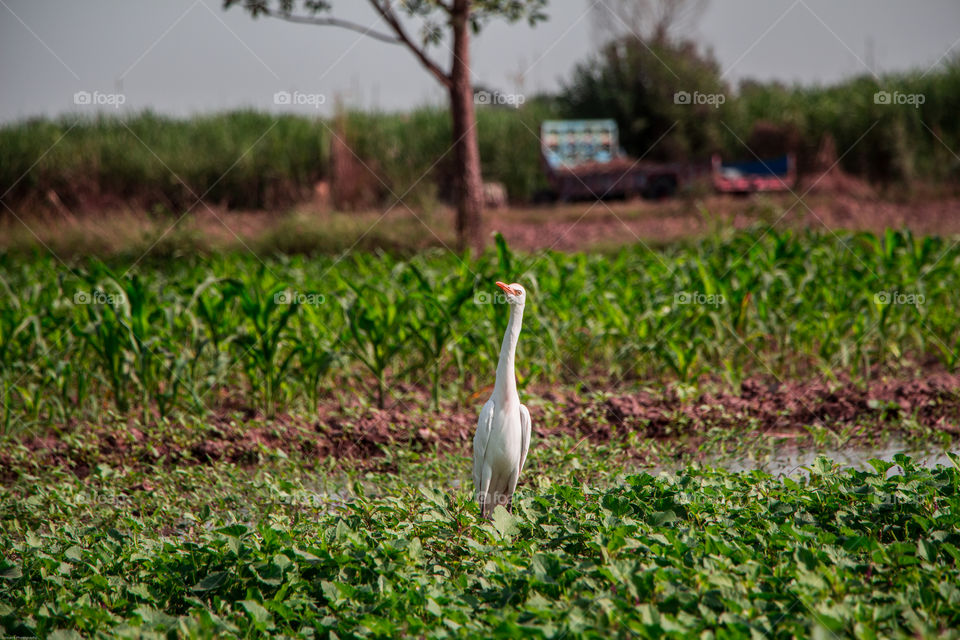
[539,119,704,201]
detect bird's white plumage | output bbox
[472,399,495,493]
[473,281,531,518]
[518,403,531,474]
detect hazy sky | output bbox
[1,0,958,122]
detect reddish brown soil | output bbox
[486,163,960,252]
[3,373,958,482]
[490,194,960,252]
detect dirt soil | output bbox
[4,373,958,481]
[6,180,960,257]
[491,193,960,252]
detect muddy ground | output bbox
[4,372,959,481]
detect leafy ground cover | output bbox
[2,228,959,638]
[2,452,959,638]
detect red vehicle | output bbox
[712,153,796,194]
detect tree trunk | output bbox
[449,0,484,253]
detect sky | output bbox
[1,0,958,123]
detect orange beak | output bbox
[496,281,519,296]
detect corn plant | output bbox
[292,300,340,418]
[231,272,301,417]
[0,227,959,426]
[341,265,413,409]
[406,262,478,409]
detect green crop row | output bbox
[1,227,958,434]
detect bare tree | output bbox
[225,0,548,252]
[590,0,707,45]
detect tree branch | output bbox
[367,0,452,88]
[261,9,401,45]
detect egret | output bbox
[473,281,531,518]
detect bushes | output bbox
[1,60,958,213]
[560,31,960,187]
[560,36,727,161]
[723,62,960,184]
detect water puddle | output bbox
[688,439,957,477]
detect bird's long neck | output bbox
[493,304,524,403]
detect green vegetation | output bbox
[560,34,728,161]
[2,451,959,638]
[1,228,958,436]
[4,14,959,639]
[0,111,330,211]
[722,66,960,184]
[2,62,958,213]
[562,36,960,184]
[2,227,958,638]
[0,103,559,212]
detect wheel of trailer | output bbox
[644,175,678,199]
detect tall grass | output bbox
[722,62,960,184]
[1,63,957,213]
[0,103,560,212]
[0,111,330,211]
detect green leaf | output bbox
[253,561,283,586]
[135,606,179,629]
[191,570,230,592]
[918,539,937,563]
[492,506,520,538]
[0,563,22,580]
[239,599,272,627]
[216,524,250,537]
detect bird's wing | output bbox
[518,403,532,475]
[473,400,496,490]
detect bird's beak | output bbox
[496,281,519,296]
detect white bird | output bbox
[473,281,531,518]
